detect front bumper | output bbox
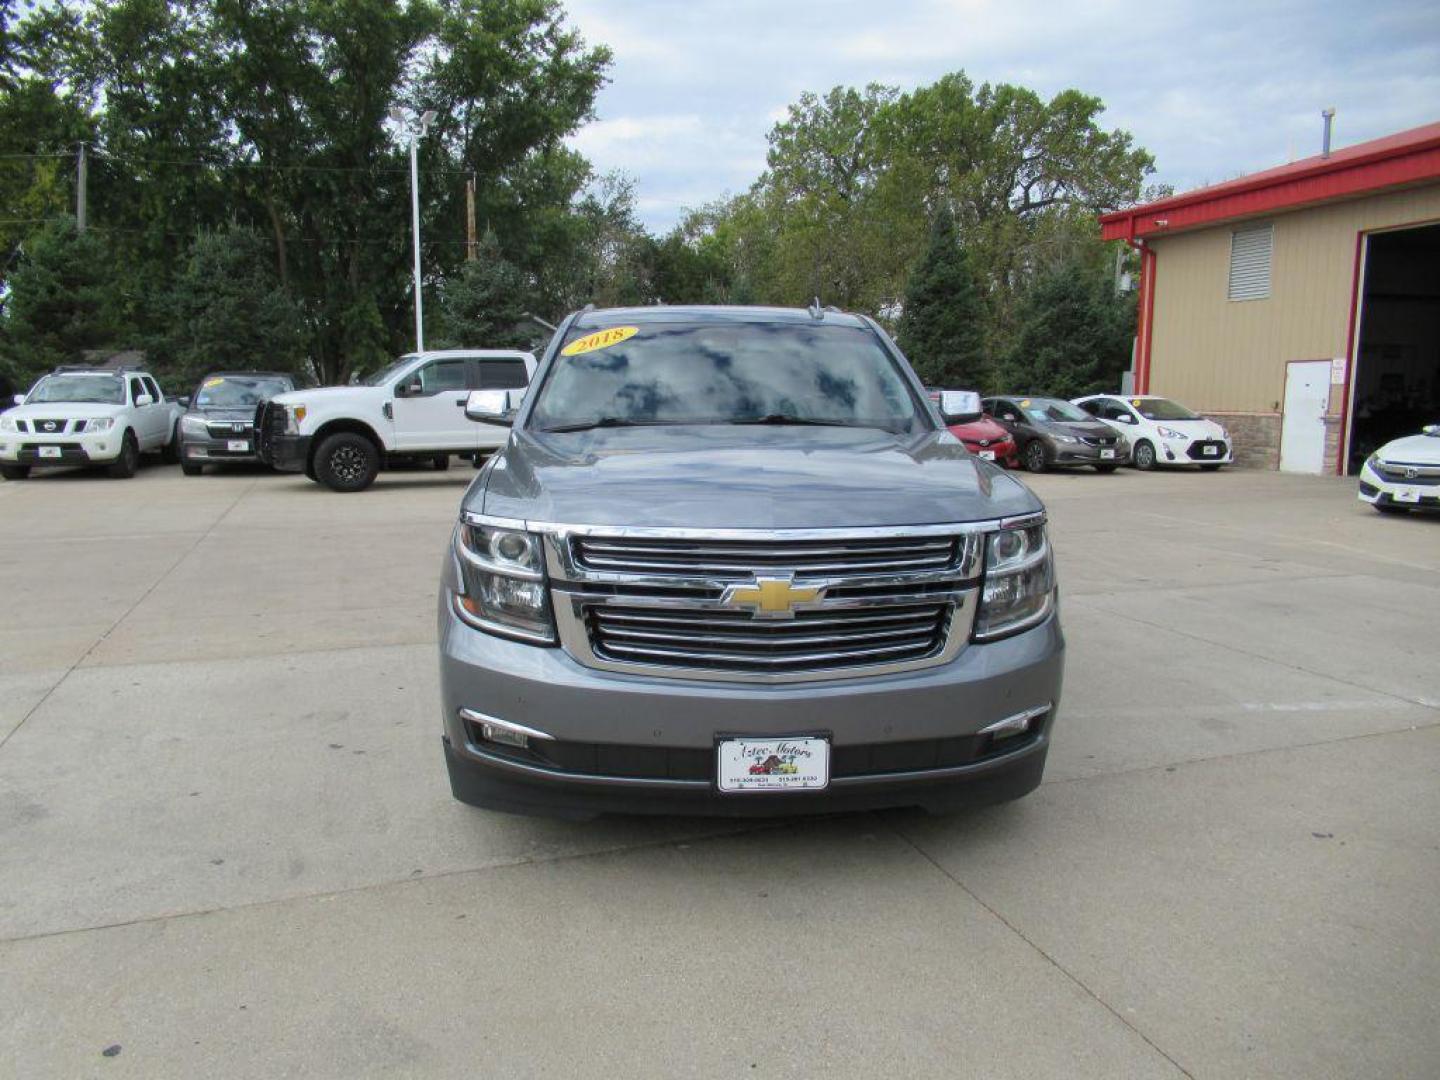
[1157,437,1232,466]
[962,440,1018,467]
[438,589,1064,819]
[1049,441,1129,466]
[181,431,260,464]
[257,433,311,472]
[0,433,123,465]
[1358,461,1440,508]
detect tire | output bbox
[314,432,380,492]
[1199,463,1223,472]
[1,464,29,481]
[107,432,139,479]
[181,462,204,477]
[1132,439,1156,470]
[1093,464,1119,473]
[432,454,451,471]
[1022,440,1048,473]
[161,423,181,464]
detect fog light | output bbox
[459,707,554,751]
[482,722,528,749]
[979,704,1050,741]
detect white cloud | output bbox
[560,0,1440,232]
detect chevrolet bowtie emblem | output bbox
[721,576,824,619]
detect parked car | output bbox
[926,388,1018,466]
[179,371,297,475]
[1357,423,1440,514]
[439,305,1062,819]
[0,366,184,480]
[255,349,536,492]
[1073,394,1232,470]
[981,395,1128,473]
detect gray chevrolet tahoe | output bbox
[438,306,1064,819]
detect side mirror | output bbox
[395,379,421,398]
[135,393,155,407]
[937,390,983,424]
[465,388,522,425]
[1114,413,1137,424]
[176,395,192,409]
[12,394,24,407]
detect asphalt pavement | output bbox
[1,460,1437,1079]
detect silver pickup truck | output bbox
[438,305,1064,819]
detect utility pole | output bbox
[390,107,437,353]
[76,143,88,232]
[465,174,477,261]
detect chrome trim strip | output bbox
[458,707,556,742]
[977,704,1051,737]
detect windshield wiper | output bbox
[731,414,896,431]
[538,417,690,434]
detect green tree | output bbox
[430,230,533,350]
[1,216,127,381]
[896,207,985,387]
[1001,239,1135,399]
[165,225,307,383]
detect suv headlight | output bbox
[180,415,209,436]
[81,417,116,433]
[452,521,555,643]
[974,521,1055,641]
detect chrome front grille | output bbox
[542,524,986,683]
[571,535,957,579]
[588,601,950,673]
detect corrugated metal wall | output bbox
[1148,183,1440,413]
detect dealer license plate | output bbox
[717,736,829,793]
[227,440,250,453]
[1203,445,1218,456]
[38,446,62,459]
[1100,448,1115,460]
[979,450,995,461]
[1393,487,1422,504]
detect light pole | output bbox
[391,106,437,353]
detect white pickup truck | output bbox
[1,366,185,480]
[255,349,536,491]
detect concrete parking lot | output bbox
[1,461,1437,1079]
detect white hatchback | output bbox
[1358,424,1440,514]
[1073,394,1233,470]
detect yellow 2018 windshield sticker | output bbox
[203,377,225,388]
[561,326,639,357]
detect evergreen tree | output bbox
[429,231,534,350]
[165,225,307,382]
[0,217,127,382]
[896,206,986,387]
[1001,245,1134,398]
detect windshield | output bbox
[27,374,126,405]
[529,321,924,434]
[1021,398,1091,423]
[194,375,293,409]
[363,356,418,387]
[1132,397,1201,421]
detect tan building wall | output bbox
[1146,182,1440,469]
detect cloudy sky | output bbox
[561,0,1440,233]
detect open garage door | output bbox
[1345,223,1440,473]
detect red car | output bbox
[947,415,1018,467]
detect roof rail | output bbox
[807,297,824,320]
[51,364,142,374]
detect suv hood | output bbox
[474,426,1043,529]
[1377,431,1440,465]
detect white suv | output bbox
[1,367,184,480]
[256,349,536,491]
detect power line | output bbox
[0,148,415,175]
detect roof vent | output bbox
[1322,108,1336,158]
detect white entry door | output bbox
[1280,360,1330,474]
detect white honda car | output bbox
[1073,394,1232,470]
[1358,424,1440,514]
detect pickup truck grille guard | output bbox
[515,520,1002,684]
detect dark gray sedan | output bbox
[982,396,1130,473]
